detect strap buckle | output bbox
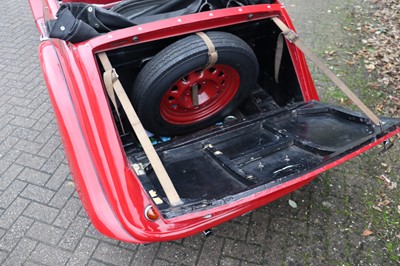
[284,30,299,43]
[111,68,119,83]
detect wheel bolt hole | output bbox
[209,67,216,73]
[168,96,174,101]
[218,71,224,77]
[171,85,178,91]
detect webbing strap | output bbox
[98,52,183,206]
[274,33,284,83]
[196,32,218,69]
[272,17,381,126]
[103,69,126,134]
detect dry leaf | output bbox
[396,234,400,239]
[387,182,397,190]
[371,205,382,212]
[362,229,373,236]
[378,199,391,206]
[365,64,376,71]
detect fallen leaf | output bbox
[378,199,391,206]
[362,229,373,236]
[365,64,376,71]
[288,199,298,208]
[396,234,400,239]
[371,205,382,212]
[387,182,397,190]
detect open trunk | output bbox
[122,100,398,218]
[99,18,400,218]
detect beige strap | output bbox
[98,52,183,206]
[103,69,126,134]
[271,17,381,126]
[274,33,284,83]
[196,32,218,69]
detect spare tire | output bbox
[131,31,259,136]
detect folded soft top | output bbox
[48,0,273,43]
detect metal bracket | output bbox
[379,135,398,155]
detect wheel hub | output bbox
[160,64,240,125]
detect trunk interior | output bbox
[101,19,400,218]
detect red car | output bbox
[29,0,400,243]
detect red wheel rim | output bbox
[160,64,240,125]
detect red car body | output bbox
[28,0,400,243]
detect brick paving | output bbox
[0,0,398,265]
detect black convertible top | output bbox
[48,0,273,43]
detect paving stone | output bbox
[0,148,22,175]
[0,197,30,229]
[0,136,18,155]
[29,243,71,266]
[220,256,241,266]
[21,261,42,266]
[0,115,14,133]
[0,216,34,252]
[0,251,7,265]
[12,139,43,155]
[92,242,134,265]
[157,242,200,265]
[85,224,121,245]
[197,236,224,266]
[37,135,61,158]
[222,239,264,264]
[11,127,40,142]
[0,125,17,147]
[58,216,91,251]
[109,238,132,252]
[0,163,24,190]
[263,232,289,266]
[48,180,76,209]
[45,163,70,190]
[2,238,37,266]
[0,180,27,209]
[33,123,57,144]
[10,116,37,128]
[40,148,65,174]
[130,243,159,266]
[182,233,204,250]
[87,259,109,266]
[17,166,50,185]
[53,197,82,229]
[26,221,65,245]
[66,237,98,266]
[214,220,248,241]
[152,259,174,266]
[6,95,31,106]
[23,202,60,224]
[29,102,52,120]
[20,184,55,204]
[246,210,270,245]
